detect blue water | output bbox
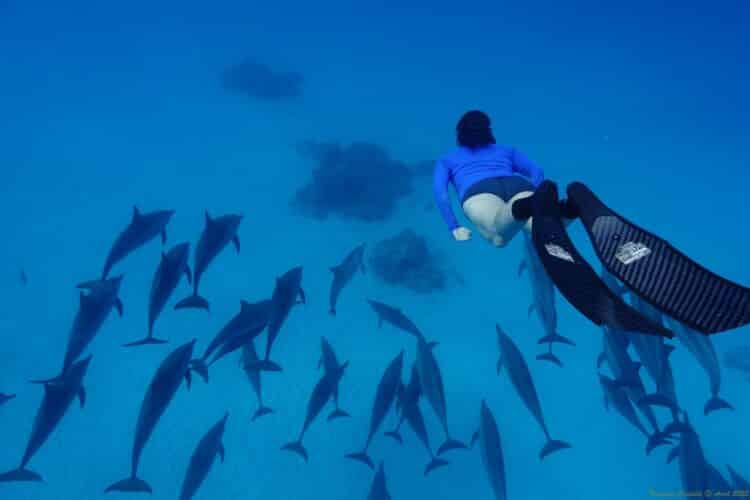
[1,1,749,499]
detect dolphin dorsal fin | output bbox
[132,206,141,222]
[205,211,213,225]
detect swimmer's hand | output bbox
[452,227,472,241]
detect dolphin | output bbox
[496,325,571,459]
[598,374,670,454]
[318,337,350,420]
[367,462,392,500]
[665,317,732,415]
[598,326,664,436]
[179,413,228,500]
[124,242,192,347]
[727,465,750,491]
[105,339,196,494]
[0,393,15,406]
[174,212,243,311]
[477,401,507,500]
[347,351,404,469]
[241,339,273,421]
[282,361,349,462]
[191,299,272,382]
[367,299,424,340]
[0,356,91,483]
[385,364,448,476]
[250,267,305,372]
[101,206,174,279]
[34,276,123,383]
[519,233,575,361]
[668,414,712,499]
[416,337,466,456]
[329,244,366,316]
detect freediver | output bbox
[433,110,750,337]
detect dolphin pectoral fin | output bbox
[77,386,86,408]
[527,304,535,317]
[132,205,141,222]
[219,444,225,463]
[233,235,241,253]
[184,266,192,285]
[298,288,307,304]
[665,344,676,357]
[205,211,212,225]
[161,228,167,245]
[329,266,339,274]
[184,370,193,390]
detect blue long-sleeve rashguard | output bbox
[433,144,545,231]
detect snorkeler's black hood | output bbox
[456,110,495,148]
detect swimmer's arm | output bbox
[511,148,544,187]
[433,159,460,231]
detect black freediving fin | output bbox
[566,182,750,335]
[527,181,672,337]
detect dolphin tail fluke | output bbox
[104,476,152,494]
[638,393,678,411]
[645,432,673,455]
[174,294,210,311]
[704,396,733,415]
[345,452,374,470]
[123,336,168,348]
[251,406,274,422]
[281,441,309,463]
[437,438,467,455]
[384,430,403,444]
[189,359,209,383]
[246,360,283,373]
[536,352,563,367]
[537,333,576,346]
[327,409,350,421]
[424,458,449,476]
[540,439,572,460]
[0,468,43,483]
